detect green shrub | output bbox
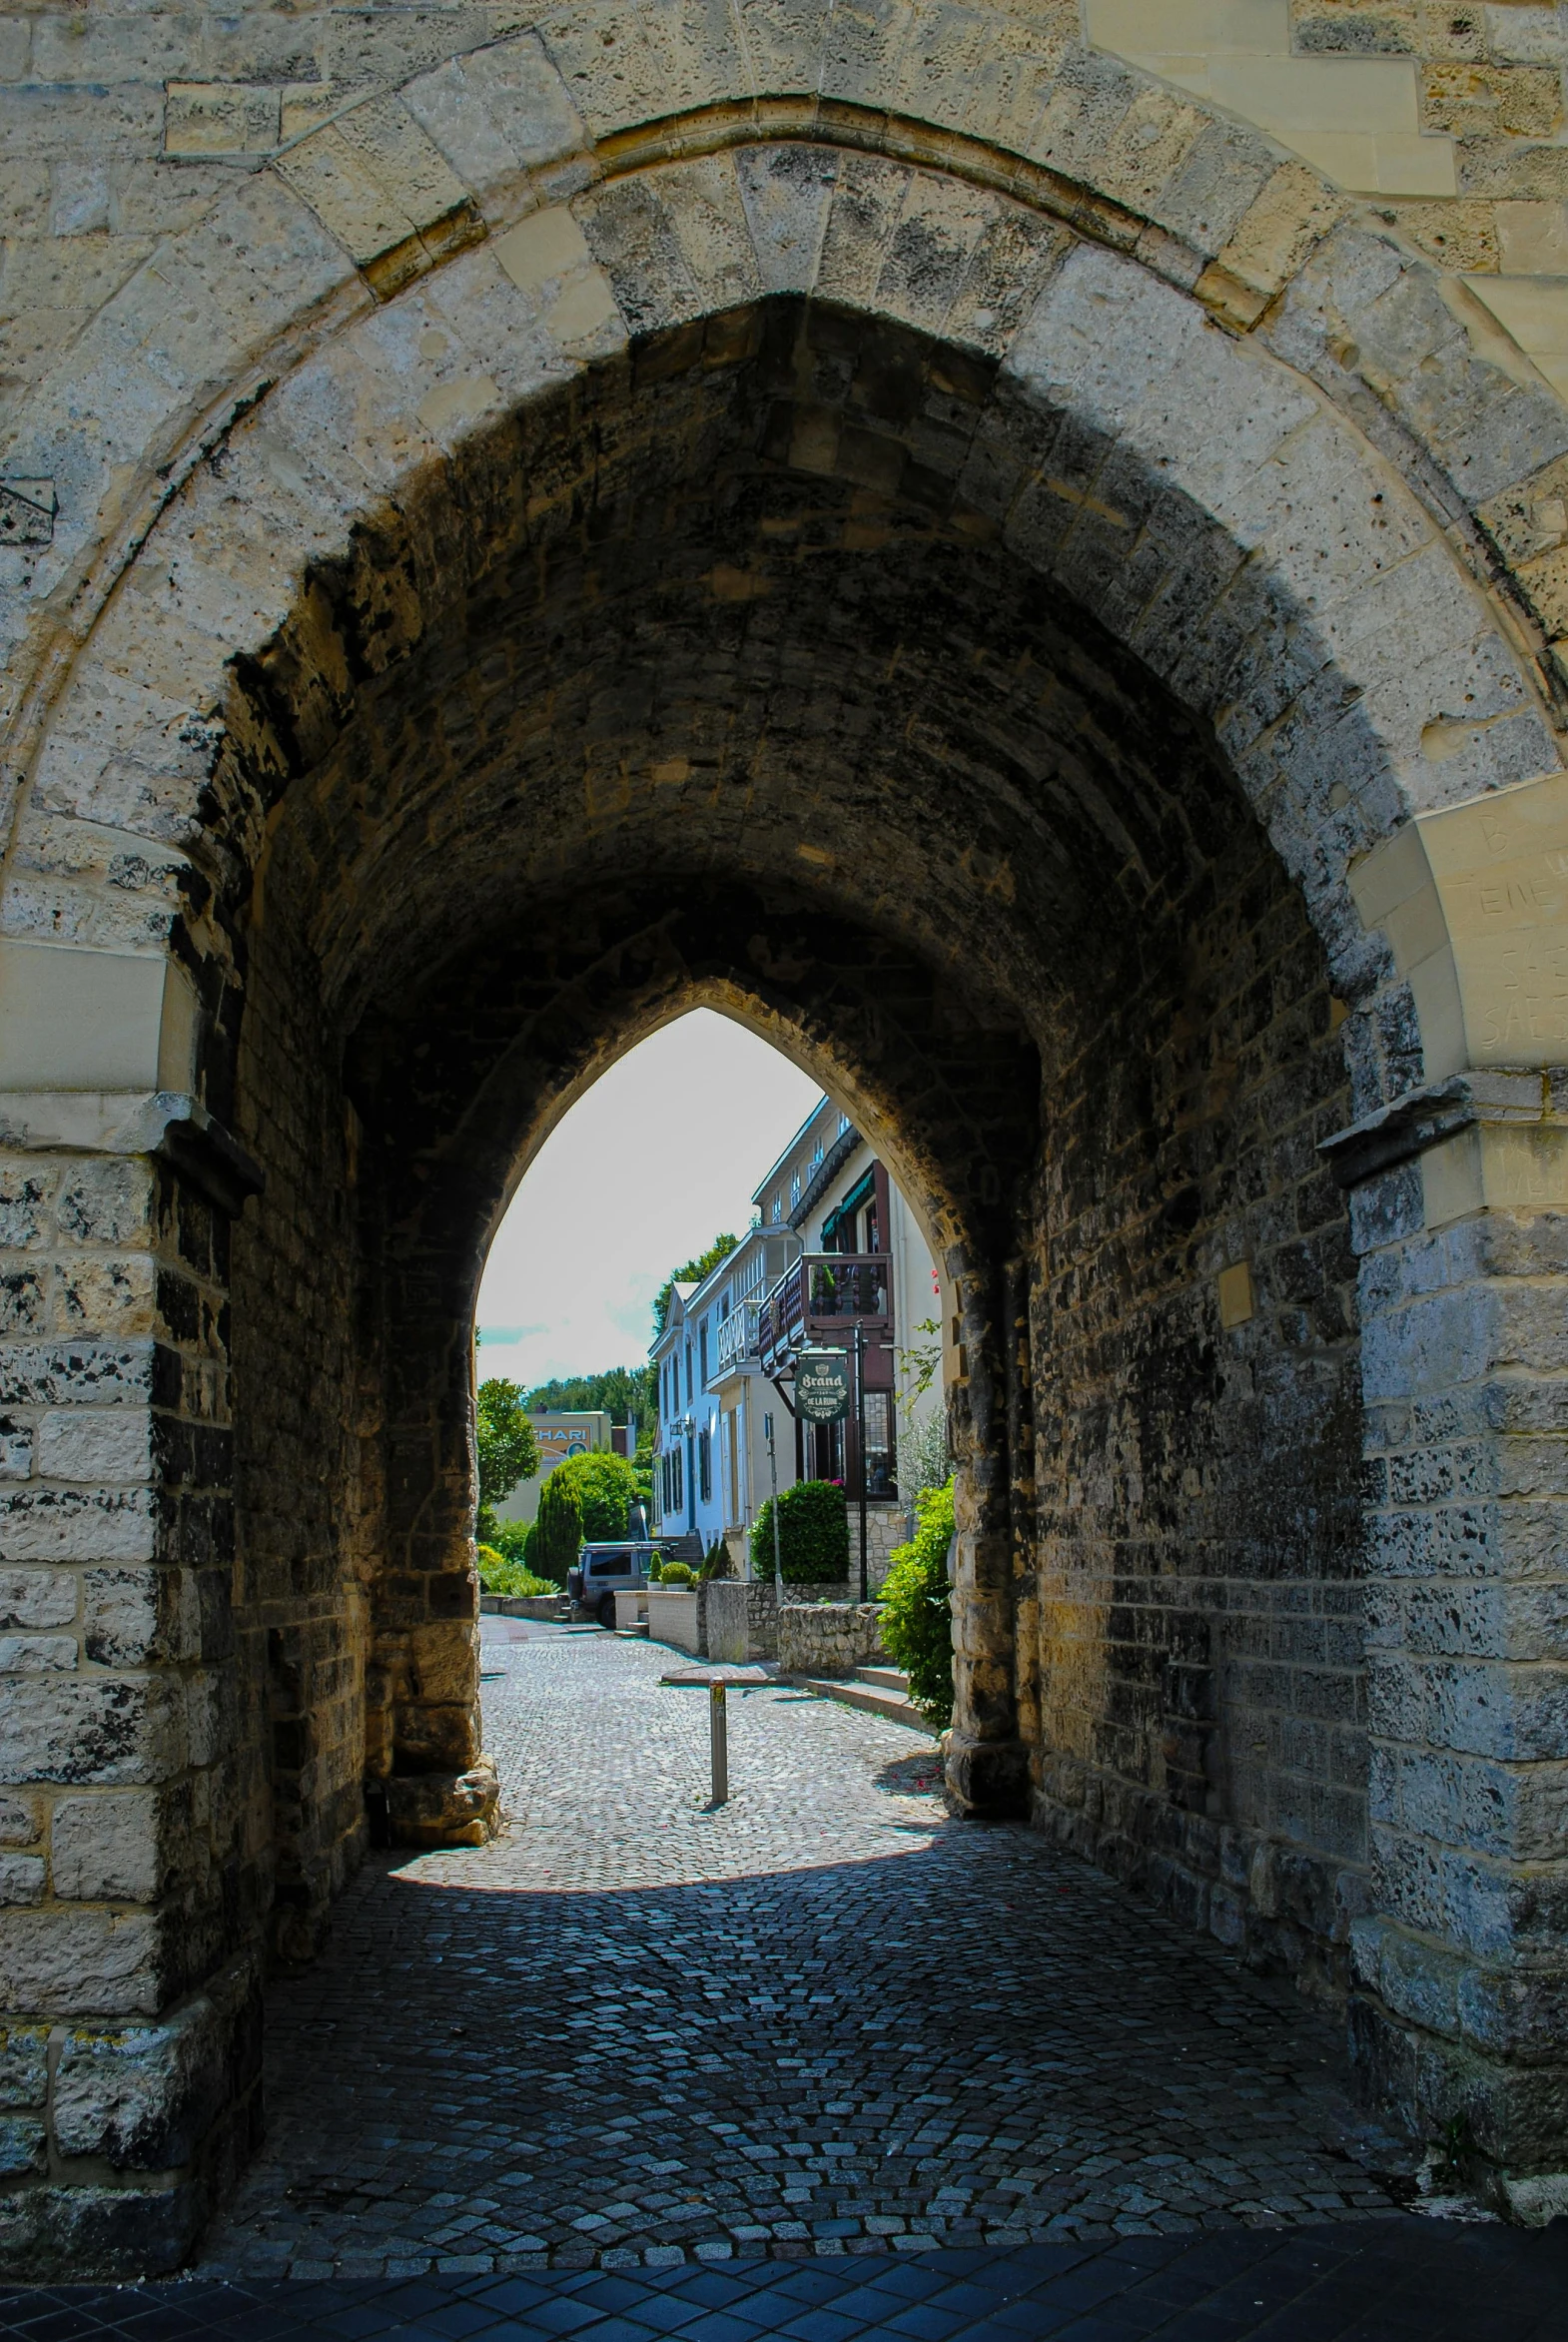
[654,1559,695,1588]
[475,1544,559,1598]
[550,1450,640,1541]
[533,1471,583,1584]
[748,1479,850,1584]
[877,1478,955,1728]
[700,1535,732,1581]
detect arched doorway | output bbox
[4,116,1567,2270]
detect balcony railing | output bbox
[757,1254,892,1377]
[713,1301,760,1373]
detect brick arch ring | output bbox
[4,41,1568,2278]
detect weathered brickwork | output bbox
[3,0,1568,2282]
[1028,796,1366,1999]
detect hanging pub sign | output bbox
[794,1347,851,1423]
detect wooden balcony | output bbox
[757,1253,892,1377]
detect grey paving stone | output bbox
[181,1622,1436,2282]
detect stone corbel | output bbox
[1318,1068,1568,1224]
[0,1090,264,1217]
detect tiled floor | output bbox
[6,2220,1568,2340]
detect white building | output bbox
[651,1094,948,1584]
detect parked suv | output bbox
[567,1541,659,1628]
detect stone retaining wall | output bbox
[702,1580,840,1662]
[778,1602,887,1680]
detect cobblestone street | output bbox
[196,1622,1423,2281]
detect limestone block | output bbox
[0,1673,184,1788]
[0,2025,48,2108]
[485,203,620,361]
[51,1790,162,1903]
[0,1166,55,1252]
[165,84,282,160]
[353,252,553,451]
[895,3,1078,151]
[0,2114,47,2176]
[0,1855,45,1907]
[53,1973,252,2167]
[405,1620,479,1706]
[84,1569,200,1668]
[0,1637,77,1673]
[0,2177,201,2282]
[0,1343,156,1412]
[535,0,747,139]
[386,1753,498,1848]
[0,1569,76,1631]
[53,1163,155,1251]
[0,1908,162,2016]
[1207,160,1348,310]
[0,1795,41,1847]
[574,155,761,335]
[735,144,839,296]
[0,941,193,1096]
[275,121,426,272]
[401,33,585,208]
[731,0,828,96]
[0,1484,156,1567]
[38,1409,152,1487]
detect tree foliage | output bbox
[878,1478,955,1728]
[474,1378,539,1543]
[748,1478,850,1584]
[524,1363,654,1437]
[550,1449,640,1542]
[652,1231,739,1340]
[532,1471,583,1584]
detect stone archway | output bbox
[4,63,1568,2274]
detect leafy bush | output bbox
[475,1544,559,1598]
[877,1478,955,1728]
[550,1450,640,1541]
[654,1559,695,1588]
[489,1519,533,1566]
[748,1479,850,1584]
[533,1471,583,1584]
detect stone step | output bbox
[796,1675,932,1733]
[856,1665,910,1693]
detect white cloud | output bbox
[475,1010,823,1390]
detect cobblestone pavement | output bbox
[199,1622,1429,2283]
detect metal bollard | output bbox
[709,1681,728,1806]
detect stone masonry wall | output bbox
[0,1146,263,2271]
[778,1601,887,1679]
[6,1,1568,2261]
[1030,765,1365,2002]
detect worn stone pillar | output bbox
[0,1104,263,2275]
[945,1255,1030,1817]
[1327,1078,1568,2216]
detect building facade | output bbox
[652,1097,948,1583]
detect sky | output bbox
[474,1010,824,1393]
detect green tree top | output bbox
[652,1231,739,1340]
[475,1377,540,1542]
[524,1363,653,1437]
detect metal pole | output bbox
[709,1682,728,1805]
[765,1411,784,1599]
[856,1321,868,1604]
